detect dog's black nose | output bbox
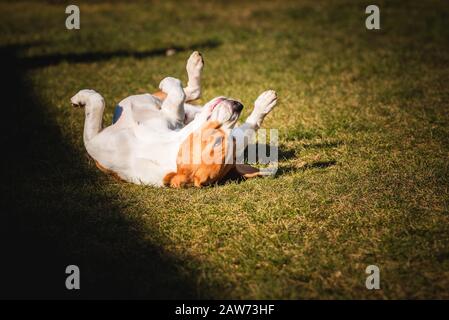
[231,100,244,112]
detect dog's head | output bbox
[163,120,236,188]
[200,96,243,130]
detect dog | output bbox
[71,51,278,187]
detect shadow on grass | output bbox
[21,39,221,69]
[300,141,343,149]
[303,160,337,169]
[0,44,200,299]
[276,160,337,176]
[218,141,338,184]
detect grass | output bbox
[0,0,448,299]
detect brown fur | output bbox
[95,160,125,182]
[152,90,167,101]
[152,90,200,104]
[163,121,236,188]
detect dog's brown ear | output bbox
[163,172,189,188]
[235,164,262,178]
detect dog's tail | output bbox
[70,89,105,143]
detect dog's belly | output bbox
[87,121,181,186]
[129,139,180,185]
[88,93,201,186]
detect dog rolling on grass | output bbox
[71,52,278,187]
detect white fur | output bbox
[71,52,277,186]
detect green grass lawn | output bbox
[1,0,448,299]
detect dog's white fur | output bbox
[71,52,277,186]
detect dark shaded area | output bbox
[0,44,198,299]
[277,160,337,176]
[244,143,296,162]
[303,160,337,169]
[277,146,297,160]
[20,40,220,69]
[219,144,300,185]
[300,140,343,149]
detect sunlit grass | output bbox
[1,0,448,298]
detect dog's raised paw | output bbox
[254,90,278,115]
[186,51,204,76]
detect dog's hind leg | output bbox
[184,51,203,102]
[71,89,105,144]
[158,77,187,128]
[151,51,203,104]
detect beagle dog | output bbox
[71,52,277,187]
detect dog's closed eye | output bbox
[213,136,223,147]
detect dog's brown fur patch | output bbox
[163,121,235,188]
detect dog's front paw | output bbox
[254,90,277,115]
[186,51,204,77]
[159,77,183,94]
[246,90,278,128]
